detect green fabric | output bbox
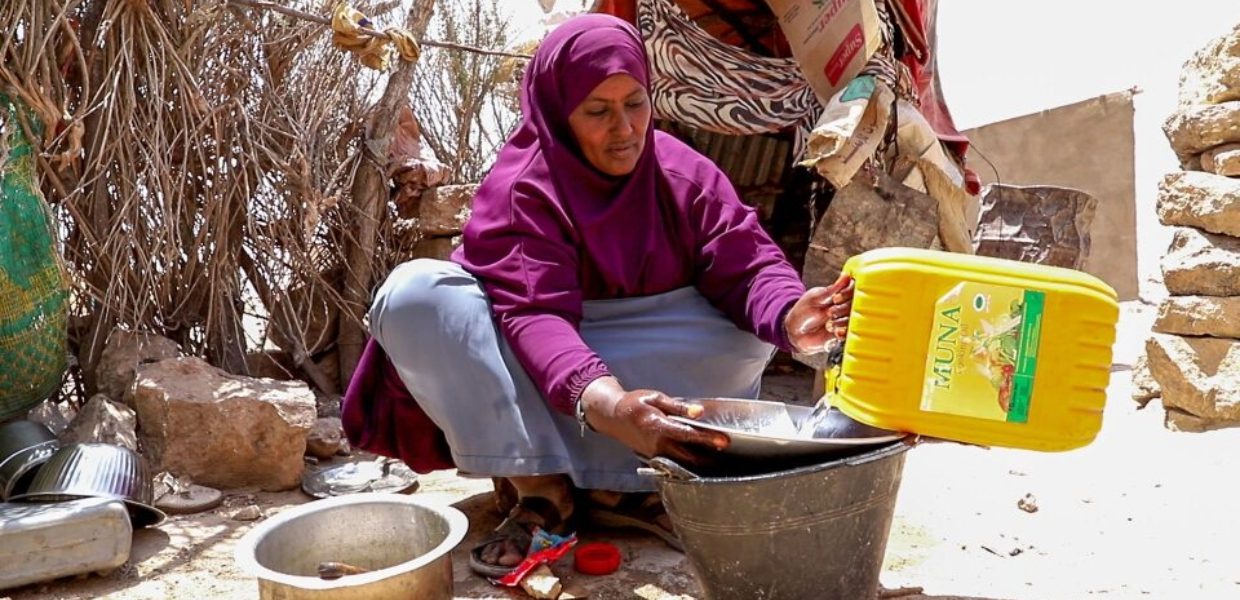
[0,92,68,420]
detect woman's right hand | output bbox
[579,376,728,465]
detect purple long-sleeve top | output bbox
[451,15,806,416]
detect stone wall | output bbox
[1139,23,1240,431]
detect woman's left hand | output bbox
[784,274,854,355]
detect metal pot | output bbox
[9,443,165,527]
[0,420,59,500]
[234,493,468,600]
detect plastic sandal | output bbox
[468,495,569,578]
[584,492,683,551]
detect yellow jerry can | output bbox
[828,248,1119,451]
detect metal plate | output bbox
[670,398,905,459]
[301,458,420,499]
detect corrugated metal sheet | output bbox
[678,126,791,189]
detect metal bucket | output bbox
[234,493,468,600]
[653,441,910,600]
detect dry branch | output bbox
[226,0,531,59]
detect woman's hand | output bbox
[579,376,728,464]
[784,273,854,355]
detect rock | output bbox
[266,270,340,357]
[1165,408,1224,433]
[316,391,342,419]
[25,400,74,436]
[231,505,264,522]
[1154,296,1240,339]
[153,473,224,515]
[61,395,138,451]
[1202,143,1240,177]
[306,417,344,459]
[313,350,340,394]
[410,235,462,261]
[1017,493,1039,513]
[95,330,180,402]
[1163,101,1240,158]
[245,351,298,381]
[1179,152,1205,173]
[1157,171,1240,237]
[418,184,477,236]
[1145,333,1240,422]
[803,172,939,288]
[131,357,316,491]
[1162,227,1240,296]
[1177,23,1240,109]
[1131,353,1161,407]
[973,185,1097,270]
[519,563,562,599]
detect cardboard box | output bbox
[765,0,883,103]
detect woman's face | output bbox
[567,74,651,177]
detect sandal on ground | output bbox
[584,491,683,552]
[468,495,570,579]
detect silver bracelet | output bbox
[574,398,593,437]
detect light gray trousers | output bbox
[368,259,775,491]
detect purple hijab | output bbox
[453,14,805,415]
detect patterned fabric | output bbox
[0,94,68,420]
[636,0,821,144]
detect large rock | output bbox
[1178,23,1240,109]
[131,357,316,491]
[1157,171,1240,237]
[306,417,344,459]
[1201,143,1240,177]
[1145,333,1240,423]
[973,185,1097,270]
[1130,353,1160,408]
[94,330,181,402]
[62,394,138,451]
[1162,227,1240,296]
[25,400,74,436]
[266,270,340,356]
[1163,101,1240,158]
[418,184,477,236]
[245,350,298,381]
[1153,296,1240,338]
[1165,408,1225,433]
[411,235,462,262]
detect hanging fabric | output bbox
[636,0,821,145]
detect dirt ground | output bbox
[4,301,1239,600]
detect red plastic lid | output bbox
[573,541,622,576]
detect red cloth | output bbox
[341,338,454,473]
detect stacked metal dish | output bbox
[10,442,165,528]
[0,420,59,500]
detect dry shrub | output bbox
[0,0,415,396]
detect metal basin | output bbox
[9,443,165,528]
[0,420,59,500]
[235,493,468,600]
[671,398,905,460]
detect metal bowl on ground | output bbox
[9,442,165,528]
[670,398,906,460]
[0,420,59,500]
[235,493,468,600]
[301,458,420,499]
